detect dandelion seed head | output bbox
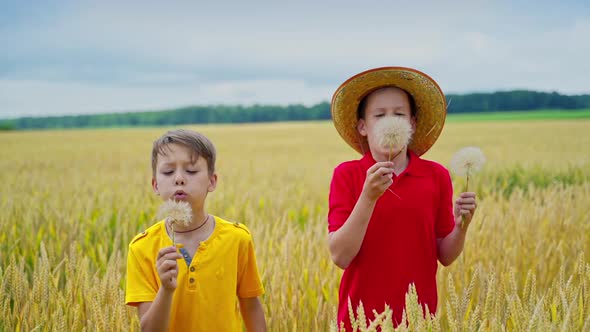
[450,147,486,177]
[374,116,413,150]
[157,200,192,227]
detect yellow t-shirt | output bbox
[125,216,264,332]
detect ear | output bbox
[152,177,160,195]
[208,173,218,192]
[357,119,367,137]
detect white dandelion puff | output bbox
[158,200,192,246]
[450,147,486,178]
[450,147,486,228]
[374,117,413,161]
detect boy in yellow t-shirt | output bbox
[125,129,266,331]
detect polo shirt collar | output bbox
[360,150,428,177]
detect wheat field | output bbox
[1,120,589,331]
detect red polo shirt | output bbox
[328,151,455,329]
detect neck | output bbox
[393,152,410,175]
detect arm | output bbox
[137,289,174,332]
[328,161,394,269]
[236,231,266,331]
[437,192,477,266]
[328,192,376,269]
[239,297,267,332]
[137,246,182,332]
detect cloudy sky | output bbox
[1,0,589,118]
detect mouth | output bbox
[173,190,188,200]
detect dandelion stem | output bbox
[391,149,403,162]
[385,148,405,201]
[387,188,402,200]
[461,169,471,228]
[172,223,176,246]
[388,142,392,161]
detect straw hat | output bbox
[331,67,447,156]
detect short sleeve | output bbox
[328,164,356,233]
[125,245,159,306]
[237,235,264,298]
[435,167,456,238]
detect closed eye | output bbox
[162,171,173,176]
[186,170,197,174]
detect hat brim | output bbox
[331,67,447,156]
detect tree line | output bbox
[1,90,589,130]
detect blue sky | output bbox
[1,0,589,118]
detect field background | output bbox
[1,117,589,331]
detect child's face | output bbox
[152,143,217,211]
[357,87,416,160]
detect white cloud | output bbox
[1,1,589,117]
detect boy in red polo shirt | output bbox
[328,67,477,330]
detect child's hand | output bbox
[362,161,395,201]
[156,246,182,291]
[454,192,477,228]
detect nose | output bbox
[174,173,185,185]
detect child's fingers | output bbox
[163,268,178,279]
[373,167,394,184]
[157,246,179,259]
[369,167,394,183]
[459,207,474,215]
[456,197,477,205]
[459,205,477,212]
[160,268,177,280]
[368,172,392,189]
[158,252,182,264]
[380,174,393,185]
[367,162,394,175]
[378,167,394,176]
[157,259,178,272]
[156,253,180,275]
[159,258,178,269]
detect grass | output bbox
[447,109,590,122]
[1,119,589,331]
